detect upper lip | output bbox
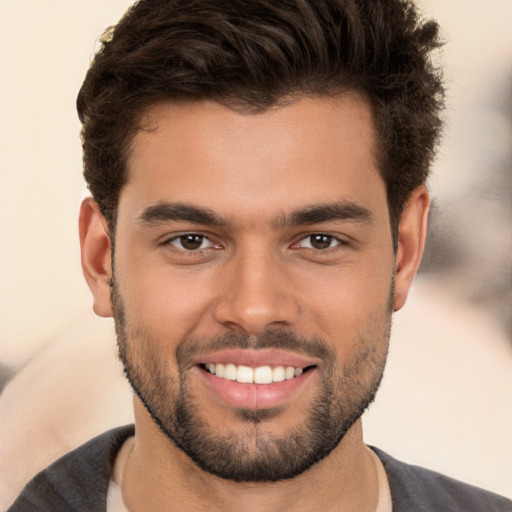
[191,349,321,369]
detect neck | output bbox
[121,399,378,512]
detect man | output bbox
[8,0,511,510]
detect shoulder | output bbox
[6,424,135,512]
[371,447,512,512]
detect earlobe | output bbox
[79,198,113,317]
[393,186,430,312]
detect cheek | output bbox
[300,258,393,332]
[118,259,218,341]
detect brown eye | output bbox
[181,235,203,250]
[297,234,340,250]
[170,234,211,251]
[309,235,332,249]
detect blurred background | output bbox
[0,0,511,507]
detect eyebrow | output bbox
[138,202,226,226]
[137,200,373,228]
[278,201,373,227]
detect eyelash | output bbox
[164,233,220,253]
[293,233,346,252]
[162,232,347,255]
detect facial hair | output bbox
[112,279,392,482]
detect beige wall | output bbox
[0,0,511,502]
[0,0,134,366]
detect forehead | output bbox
[120,94,387,226]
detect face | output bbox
[107,95,398,481]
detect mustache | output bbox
[176,330,333,365]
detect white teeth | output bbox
[237,365,254,383]
[272,366,286,382]
[224,363,237,381]
[206,363,307,383]
[254,366,273,384]
[215,363,225,378]
[285,366,295,380]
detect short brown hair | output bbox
[77,0,444,238]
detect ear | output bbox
[79,198,113,317]
[393,185,430,312]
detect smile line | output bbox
[201,363,315,384]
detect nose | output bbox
[213,248,299,335]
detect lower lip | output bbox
[196,366,316,410]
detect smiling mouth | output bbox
[200,363,315,384]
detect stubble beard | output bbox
[111,279,392,482]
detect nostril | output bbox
[212,275,300,335]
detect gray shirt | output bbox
[7,425,512,511]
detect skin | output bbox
[80,94,429,512]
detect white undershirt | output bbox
[106,436,132,512]
[368,447,393,512]
[106,439,392,512]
